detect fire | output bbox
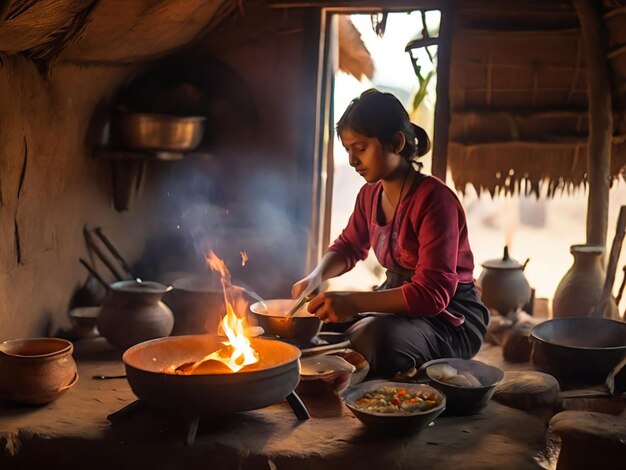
[175,251,259,374]
[240,251,248,266]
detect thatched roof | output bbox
[0,1,371,80]
[5,0,623,198]
[0,1,240,71]
[338,16,374,80]
[448,0,626,196]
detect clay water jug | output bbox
[552,245,605,318]
[97,280,174,349]
[477,246,531,316]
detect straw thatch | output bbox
[0,0,240,71]
[338,16,374,80]
[448,0,626,197]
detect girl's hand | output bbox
[307,292,360,323]
[291,270,322,299]
[291,278,310,299]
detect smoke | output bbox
[147,159,308,298]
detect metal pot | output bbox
[476,246,531,315]
[122,334,301,415]
[530,318,626,384]
[164,276,225,336]
[249,299,322,344]
[110,112,205,152]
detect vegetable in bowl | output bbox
[354,385,441,413]
[341,380,446,435]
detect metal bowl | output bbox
[421,358,504,415]
[530,317,626,384]
[69,306,100,330]
[110,112,205,151]
[249,299,322,344]
[341,380,446,435]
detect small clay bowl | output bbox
[0,338,78,405]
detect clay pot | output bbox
[97,280,174,349]
[0,338,78,405]
[552,245,606,318]
[477,246,531,315]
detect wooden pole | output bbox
[573,0,613,248]
[431,1,454,181]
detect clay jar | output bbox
[0,338,78,405]
[552,244,607,318]
[477,246,531,316]
[97,280,174,349]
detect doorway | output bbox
[313,10,441,291]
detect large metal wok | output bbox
[123,334,301,415]
[530,317,626,384]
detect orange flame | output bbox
[240,251,248,266]
[178,251,258,374]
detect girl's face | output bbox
[339,128,403,183]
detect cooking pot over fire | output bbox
[123,334,301,415]
[477,246,531,316]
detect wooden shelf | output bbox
[94,146,213,162]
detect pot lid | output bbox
[481,246,528,270]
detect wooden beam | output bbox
[607,44,626,59]
[573,0,613,248]
[451,59,588,71]
[452,110,589,118]
[451,87,587,94]
[268,0,443,9]
[603,6,626,20]
[458,27,580,36]
[431,2,454,180]
[449,135,626,149]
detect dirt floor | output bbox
[0,336,622,470]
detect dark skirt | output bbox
[324,283,490,378]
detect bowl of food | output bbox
[324,350,370,386]
[249,299,322,344]
[297,355,356,396]
[341,380,446,435]
[422,358,504,415]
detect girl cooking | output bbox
[292,89,489,379]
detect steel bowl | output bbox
[123,334,301,415]
[249,299,322,344]
[341,380,446,435]
[421,358,504,415]
[530,317,626,384]
[110,112,205,152]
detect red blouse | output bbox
[328,175,475,326]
